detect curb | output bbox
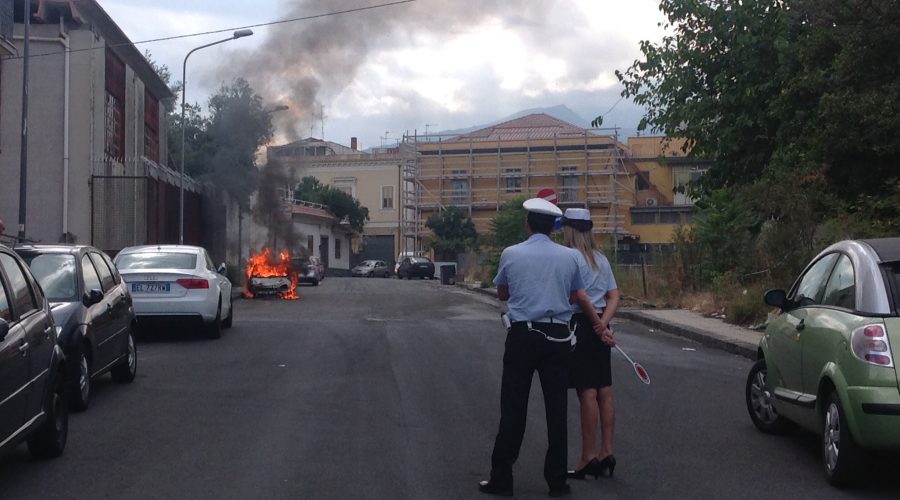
[616,310,757,359]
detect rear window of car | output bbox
[888,262,900,311]
[22,254,78,302]
[410,257,430,264]
[116,252,197,270]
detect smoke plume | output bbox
[205,0,568,142]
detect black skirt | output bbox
[568,312,612,390]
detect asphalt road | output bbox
[1,277,899,499]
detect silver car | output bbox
[114,245,233,339]
[352,260,391,278]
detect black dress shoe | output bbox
[549,484,571,497]
[567,457,601,480]
[478,480,513,497]
[596,455,616,477]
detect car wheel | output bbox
[823,391,862,486]
[746,359,787,434]
[111,328,137,383]
[206,298,223,339]
[27,369,68,459]
[70,347,91,412]
[222,299,234,328]
[368,271,374,277]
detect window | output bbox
[822,255,855,309]
[505,168,522,193]
[307,235,314,255]
[0,273,10,321]
[559,166,578,202]
[82,255,103,293]
[635,172,651,191]
[335,239,341,260]
[382,186,394,209]
[0,253,37,317]
[673,166,707,205]
[631,212,656,225]
[99,253,121,284]
[793,253,839,306]
[105,49,126,162]
[115,252,197,270]
[90,253,116,292]
[333,178,356,198]
[144,90,160,163]
[22,254,77,302]
[451,169,468,205]
[660,212,681,224]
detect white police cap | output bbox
[563,208,591,221]
[523,197,563,217]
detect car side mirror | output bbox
[83,289,104,306]
[0,318,9,342]
[764,289,788,309]
[217,263,227,275]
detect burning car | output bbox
[245,248,299,299]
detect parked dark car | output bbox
[293,256,325,285]
[16,245,137,412]
[0,244,68,459]
[397,256,435,279]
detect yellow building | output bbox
[267,138,403,266]
[402,115,706,254]
[625,136,709,246]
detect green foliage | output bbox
[483,196,529,278]
[294,176,369,233]
[618,0,900,324]
[425,207,478,259]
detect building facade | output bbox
[267,138,403,266]
[0,0,200,253]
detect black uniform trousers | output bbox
[490,322,572,490]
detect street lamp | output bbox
[179,29,253,245]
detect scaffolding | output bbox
[400,128,636,251]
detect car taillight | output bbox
[851,324,894,367]
[176,278,209,289]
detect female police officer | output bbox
[479,198,605,498]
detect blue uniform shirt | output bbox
[571,250,618,312]
[493,234,585,322]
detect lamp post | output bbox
[179,29,253,245]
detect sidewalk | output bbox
[459,283,762,359]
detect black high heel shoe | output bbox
[567,457,601,479]
[596,455,616,477]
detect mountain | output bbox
[437,105,590,136]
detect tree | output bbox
[489,196,529,250]
[203,78,273,204]
[617,0,900,287]
[294,176,369,233]
[425,207,478,259]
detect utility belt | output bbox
[502,313,577,347]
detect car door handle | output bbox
[19,342,29,354]
[44,326,53,339]
[796,319,805,332]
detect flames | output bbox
[244,248,300,300]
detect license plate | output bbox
[131,282,170,293]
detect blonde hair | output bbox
[563,226,600,271]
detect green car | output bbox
[746,238,900,486]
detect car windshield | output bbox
[116,252,197,270]
[21,254,77,302]
[360,261,376,266]
[410,257,430,264]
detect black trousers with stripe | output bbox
[489,322,571,489]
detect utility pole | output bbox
[17,0,30,242]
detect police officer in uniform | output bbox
[479,198,605,498]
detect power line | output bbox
[2,0,416,62]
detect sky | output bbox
[99,0,667,150]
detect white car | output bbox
[113,245,233,338]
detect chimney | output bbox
[351,137,358,151]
